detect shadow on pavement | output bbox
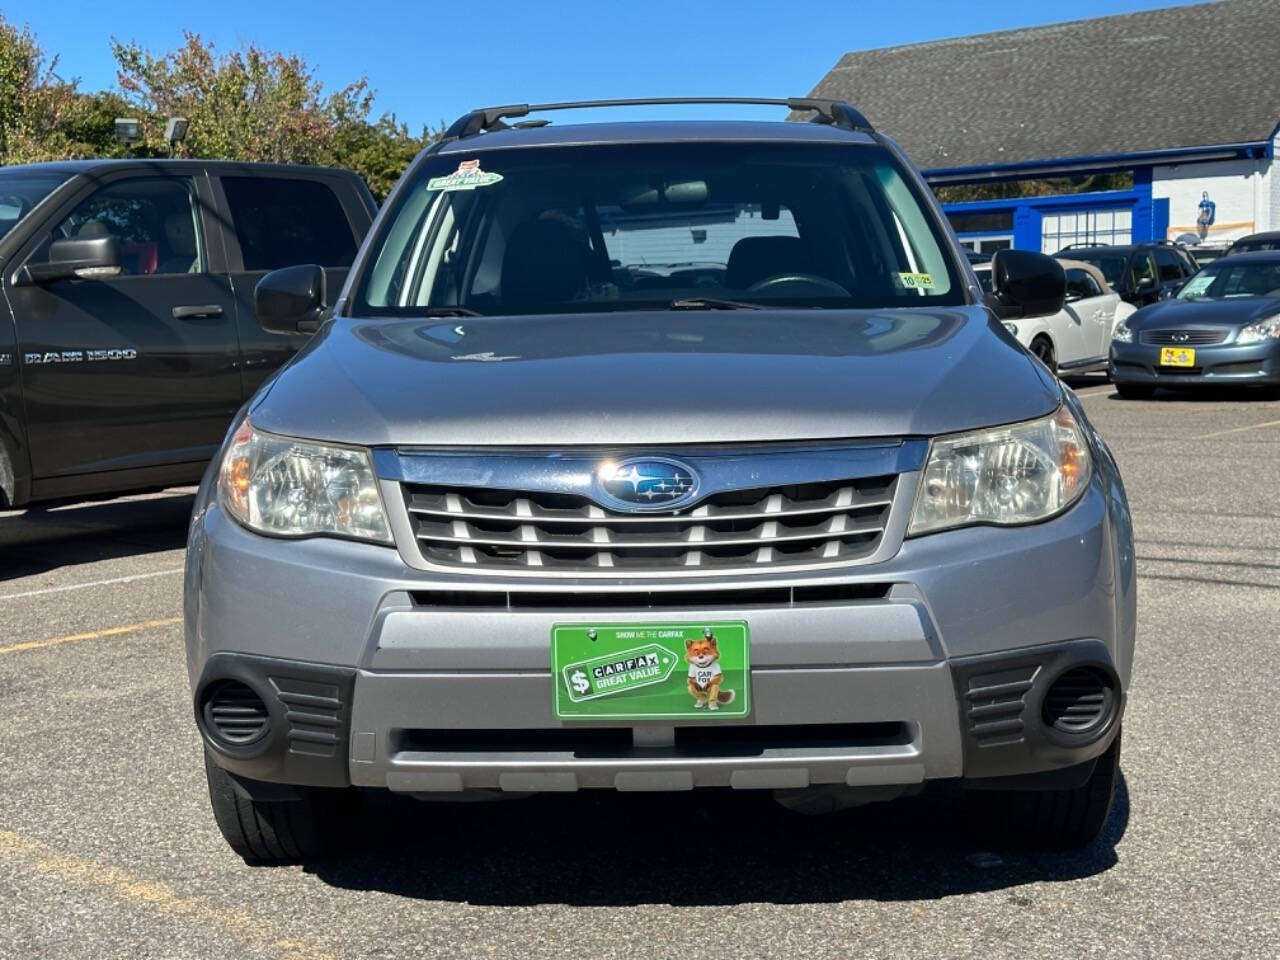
[0,491,194,580]
[308,772,1129,906]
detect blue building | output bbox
[804,0,1280,255]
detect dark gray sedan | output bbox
[1109,252,1280,398]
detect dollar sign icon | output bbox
[570,670,590,696]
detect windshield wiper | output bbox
[667,297,764,311]
[425,306,482,317]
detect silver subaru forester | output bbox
[184,98,1135,863]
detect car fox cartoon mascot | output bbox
[686,627,736,711]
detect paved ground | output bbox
[1,380,1277,959]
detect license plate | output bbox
[1160,346,1195,367]
[551,621,750,720]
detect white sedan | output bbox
[977,259,1135,375]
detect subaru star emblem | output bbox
[597,457,699,512]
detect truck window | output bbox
[53,177,203,276]
[0,171,71,240]
[222,177,357,271]
[1154,248,1183,283]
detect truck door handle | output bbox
[172,304,224,320]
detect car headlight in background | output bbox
[218,420,392,544]
[1002,321,1019,336]
[909,407,1091,536]
[1236,314,1280,344]
[1111,322,1134,343]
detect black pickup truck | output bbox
[0,160,376,508]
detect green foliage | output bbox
[935,172,1135,204]
[0,14,436,198]
[0,17,87,162]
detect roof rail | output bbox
[441,97,875,140]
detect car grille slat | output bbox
[402,474,898,573]
[1141,329,1229,345]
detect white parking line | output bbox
[1187,417,1280,441]
[0,567,183,601]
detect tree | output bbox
[0,15,85,163]
[111,32,371,163]
[1,21,436,199]
[109,32,437,197]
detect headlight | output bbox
[1111,322,1134,343]
[908,407,1091,536]
[218,420,392,544]
[1002,321,1019,336]
[1237,314,1280,344]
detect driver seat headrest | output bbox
[725,235,813,290]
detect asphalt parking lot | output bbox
[1,380,1277,959]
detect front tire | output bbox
[971,731,1121,848]
[203,750,358,864]
[1030,336,1057,375]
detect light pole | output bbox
[113,118,140,158]
[164,117,189,158]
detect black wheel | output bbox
[1116,382,1156,400]
[1029,336,1057,375]
[203,750,358,864]
[972,731,1121,849]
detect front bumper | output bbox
[186,464,1135,794]
[1110,338,1280,385]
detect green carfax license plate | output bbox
[552,621,750,720]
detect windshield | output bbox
[0,170,71,241]
[354,142,964,316]
[1177,259,1280,300]
[1060,253,1127,287]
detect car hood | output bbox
[1127,296,1280,329]
[249,307,1060,447]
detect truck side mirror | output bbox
[19,236,122,285]
[985,249,1066,320]
[255,264,326,335]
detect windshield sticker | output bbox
[1179,275,1213,297]
[428,160,504,192]
[896,272,937,291]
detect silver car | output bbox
[184,98,1135,863]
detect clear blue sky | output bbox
[8,0,1202,130]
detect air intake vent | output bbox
[1042,667,1114,735]
[203,681,269,745]
[964,665,1039,747]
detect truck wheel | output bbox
[1029,336,1057,375]
[1116,383,1156,400]
[0,444,13,508]
[972,731,1121,849]
[203,750,358,864]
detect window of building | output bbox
[222,177,356,271]
[1040,208,1132,254]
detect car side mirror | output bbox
[985,249,1066,320]
[255,264,326,335]
[19,236,122,285]
[1135,275,1155,289]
